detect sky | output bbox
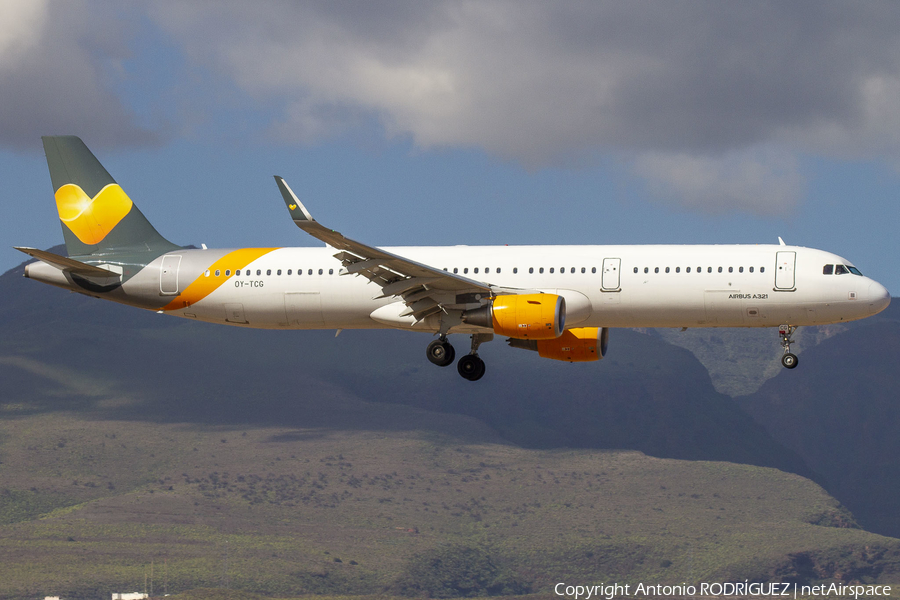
[2,1,899,292]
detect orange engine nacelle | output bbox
[536,327,608,362]
[462,294,565,340]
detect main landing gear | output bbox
[779,324,799,369]
[425,334,491,381]
[426,335,455,367]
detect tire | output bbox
[427,340,455,367]
[781,353,799,369]
[457,354,486,381]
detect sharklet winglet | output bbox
[274,176,314,222]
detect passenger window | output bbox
[676,267,680,273]
[642,267,648,274]
[707,267,712,273]
[835,264,849,275]
[591,267,596,273]
[697,266,701,273]
[287,269,292,275]
[728,267,733,273]
[581,267,585,273]
[277,269,282,276]
[665,267,670,273]
[634,267,639,274]
[329,269,333,275]
[540,267,544,273]
[550,268,554,273]
[453,268,458,273]
[529,267,534,274]
[654,267,659,273]
[760,266,765,273]
[718,267,722,273]
[266,269,272,276]
[739,267,743,273]
[513,268,518,274]
[298,269,302,275]
[823,264,834,275]
[318,269,323,275]
[225,269,231,276]
[686,267,691,273]
[497,268,501,274]
[236,269,241,276]
[749,267,754,273]
[215,269,220,277]
[464,268,469,274]
[571,267,575,273]
[474,268,479,274]
[485,268,490,274]
[308,269,313,275]
[257,269,262,276]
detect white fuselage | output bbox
[62,243,884,333]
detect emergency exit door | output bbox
[601,258,621,291]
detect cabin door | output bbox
[159,255,181,295]
[775,251,796,290]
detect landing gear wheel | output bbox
[781,353,799,369]
[457,354,486,381]
[426,339,455,367]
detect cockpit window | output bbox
[847,266,863,276]
[835,264,849,275]
[823,264,834,275]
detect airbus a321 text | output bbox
[17,136,891,381]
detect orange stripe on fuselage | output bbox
[162,248,278,311]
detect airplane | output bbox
[16,136,891,381]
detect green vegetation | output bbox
[1,262,899,598]
[0,412,897,599]
[391,544,530,597]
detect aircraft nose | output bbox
[868,281,891,315]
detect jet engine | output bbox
[462,293,565,339]
[508,327,609,362]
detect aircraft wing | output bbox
[275,177,495,321]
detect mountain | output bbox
[2,253,900,598]
[738,301,900,537]
[0,250,810,476]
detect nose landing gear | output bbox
[779,324,799,369]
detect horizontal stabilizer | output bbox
[14,247,121,278]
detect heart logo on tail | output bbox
[55,184,134,245]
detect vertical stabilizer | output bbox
[42,136,179,258]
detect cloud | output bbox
[0,0,46,70]
[0,0,156,150]
[146,1,900,214]
[632,148,806,217]
[4,2,893,213]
